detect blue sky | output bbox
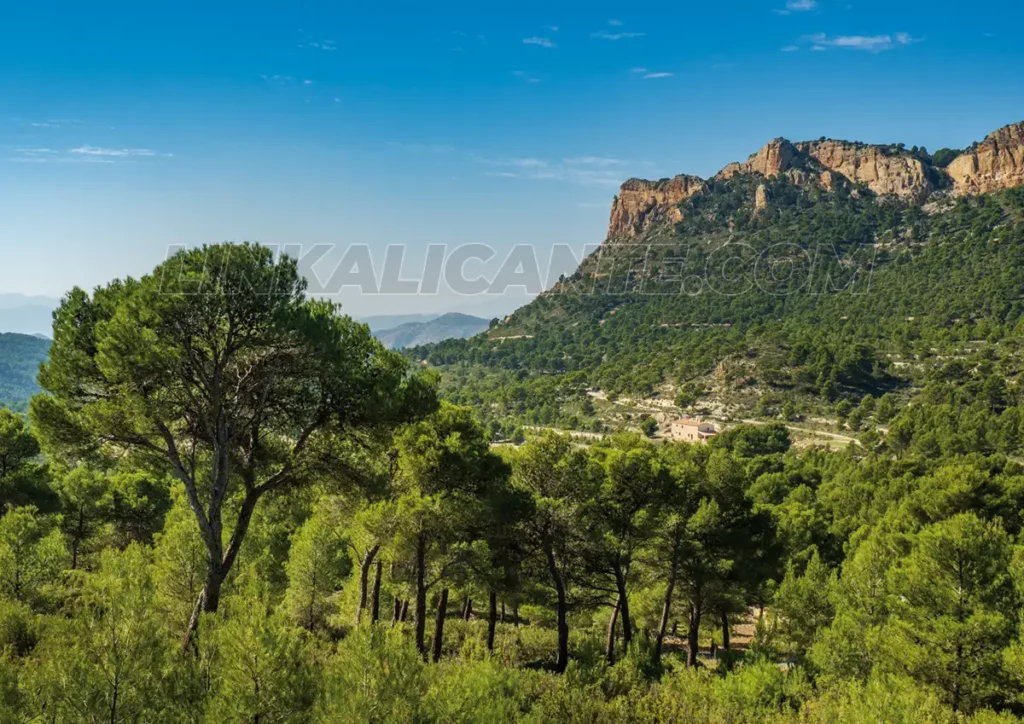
[1,0,1022,317]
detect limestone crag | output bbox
[796,140,934,201]
[947,122,1024,196]
[607,174,705,239]
[602,121,1024,243]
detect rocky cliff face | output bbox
[715,138,933,201]
[947,122,1024,196]
[603,121,1024,243]
[607,174,705,239]
[717,139,800,180]
[797,140,934,201]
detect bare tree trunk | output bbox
[414,533,427,656]
[392,596,401,626]
[606,595,621,664]
[431,588,449,663]
[462,598,473,621]
[500,601,506,623]
[544,544,569,673]
[182,564,225,650]
[721,610,730,651]
[686,601,702,668]
[487,590,498,653]
[356,544,380,624]
[614,565,632,648]
[370,559,382,623]
[654,566,677,662]
[399,599,409,622]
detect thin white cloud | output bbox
[300,40,337,50]
[478,156,625,187]
[801,32,919,52]
[774,0,815,12]
[303,79,314,85]
[781,45,800,52]
[630,67,648,74]
[643,72,674,79]
[523,36,556,48]
[70,145,164,157]
[593,31,644,40]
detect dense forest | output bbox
[0,334,49,413]
[1,239,1024,722]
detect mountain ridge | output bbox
[606,120,1024,240]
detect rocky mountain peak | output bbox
[947,121,1024,195]
[607,174,705,239]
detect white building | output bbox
[669,418,717,444]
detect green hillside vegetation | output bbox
[414,178,1024,440]
[3,242,1024,720]
[0,333,50,412]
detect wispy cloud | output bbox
[523,36,556,48]
[593,31,644,40]
[70,145,167,158]
[594,19,643,40]
[774,0,817,14]
[801,31,919,52]
[630,67,648,74]
[299,40,337,50]
[781,44,800,52]
[642,72,674,79]
[545,25,559,32]
[8,145,170,164]
[477,155,626,187]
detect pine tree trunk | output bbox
[614,566,632,647]
[544,544,569,673]
[431,588,449,663]
[182,565,224,650]
[356,544,380,624]
[686,601,702,668]
[414,533,427,656]
[654,566,677,662]
[500,601,506,623]
[463,598,473,621]
[721,610,730,651]
[392,596,402,626]
[399,599,409,622]
[486,590,498,652]
[606,595,621,664]
[370,559,382,623]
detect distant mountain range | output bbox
[0,294,60,337]
[372,313,490,349]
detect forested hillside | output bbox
[0,333,49,412]
[416,171,1024,442]
[6,122,1024,722]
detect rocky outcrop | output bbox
[607,174,705,239]
[718,139,800,180]
[947,122,1024,196]
[714,138,933,201]
[754,184,769,212]
[796,140,933,201]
